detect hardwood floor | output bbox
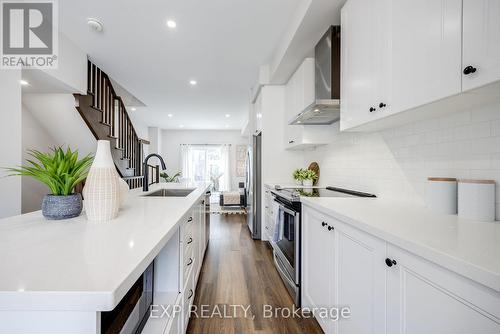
[187,214,323,334]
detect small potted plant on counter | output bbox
[293,168,305,185]
[5,147,93,220]
[160,171,181,183]
[302,169,318,187]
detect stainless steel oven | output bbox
[270,192,301,306]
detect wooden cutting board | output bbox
[308,162,320,186]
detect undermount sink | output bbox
[143,188,196,197]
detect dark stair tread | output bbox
[90,105,104,113]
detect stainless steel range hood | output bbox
[290,26,341,125]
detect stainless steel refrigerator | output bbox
[245,132,261,239]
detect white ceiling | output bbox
[59,0,303,130]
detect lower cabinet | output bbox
[334,219,386,334]
[386,245,500,334]
[178,201,207,334]
[302,209,335,333]
[302,206,500,334]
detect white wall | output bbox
[0,70,22,218]
[160,129,247,190]
[22,94,96,157]
[21,105,58,213]
[303,102,500,219]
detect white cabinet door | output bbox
[463,0,500,91]
[302,208,335,333]
[387,244,500,334]
[340,0,382,130]
[391,0,462,115]
[334,220,387,334]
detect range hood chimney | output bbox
[290,26,341,125]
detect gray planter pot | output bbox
[41,193,83,220]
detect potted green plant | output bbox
[5,147,93,220]
[160,171,181,183]
[293,168,305,185]
[302,169,318,187]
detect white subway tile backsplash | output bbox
[303,101,500,216]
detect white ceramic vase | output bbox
[83,140,121,222]
[118,177,129,207]
[303,179,313,187]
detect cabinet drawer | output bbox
[182,229,194,253]
[180,216,194,238]
[183,247,195,285]
[182,269,195,332]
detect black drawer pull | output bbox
[187,217,193,222]
[463,65,477,75]
[187,257,193,266]
[385,258,397,267]
[188,289,194,299]
[187,237,193,244]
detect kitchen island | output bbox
[0,182,211,334]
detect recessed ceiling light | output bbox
[130,107,136,111]
[179,124,184,128]
[19,80,29,86]
[297,120,302,124]
[189,80,197,86]
[225,114,231,118]
[87,18,104,32]
[167,114,173,118]
[166,20,177,29]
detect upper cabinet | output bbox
[284,58,334,150]
[391,0,462,116]
[340,0,391,130]
[285,58,315,122]
[341,0,500,131]
[462,0,500,91]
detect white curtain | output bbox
[220,145,231,191]
[180,144,191,182]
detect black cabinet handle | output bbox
[327,226,334,231]
[187,237,193,244]
[188,289,194,299]
[379,102,386,108]
[187,257,193,266]
[321,222,327,227]
[187,217,193,222]
[463,65,477,75]
[288,140,295,144]
[369,107,376,112]
[385,258,397,267]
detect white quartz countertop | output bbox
[0,182,210,311]
[301,197,500,293]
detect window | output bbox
[180,144,230,192]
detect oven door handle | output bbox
[276,201,298,216]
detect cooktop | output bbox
[272,186,376,202]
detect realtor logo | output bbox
[1,0,58,69]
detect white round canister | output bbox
[426,177,457,215]
[458,179,496,222]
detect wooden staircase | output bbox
[75,60,158,189]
